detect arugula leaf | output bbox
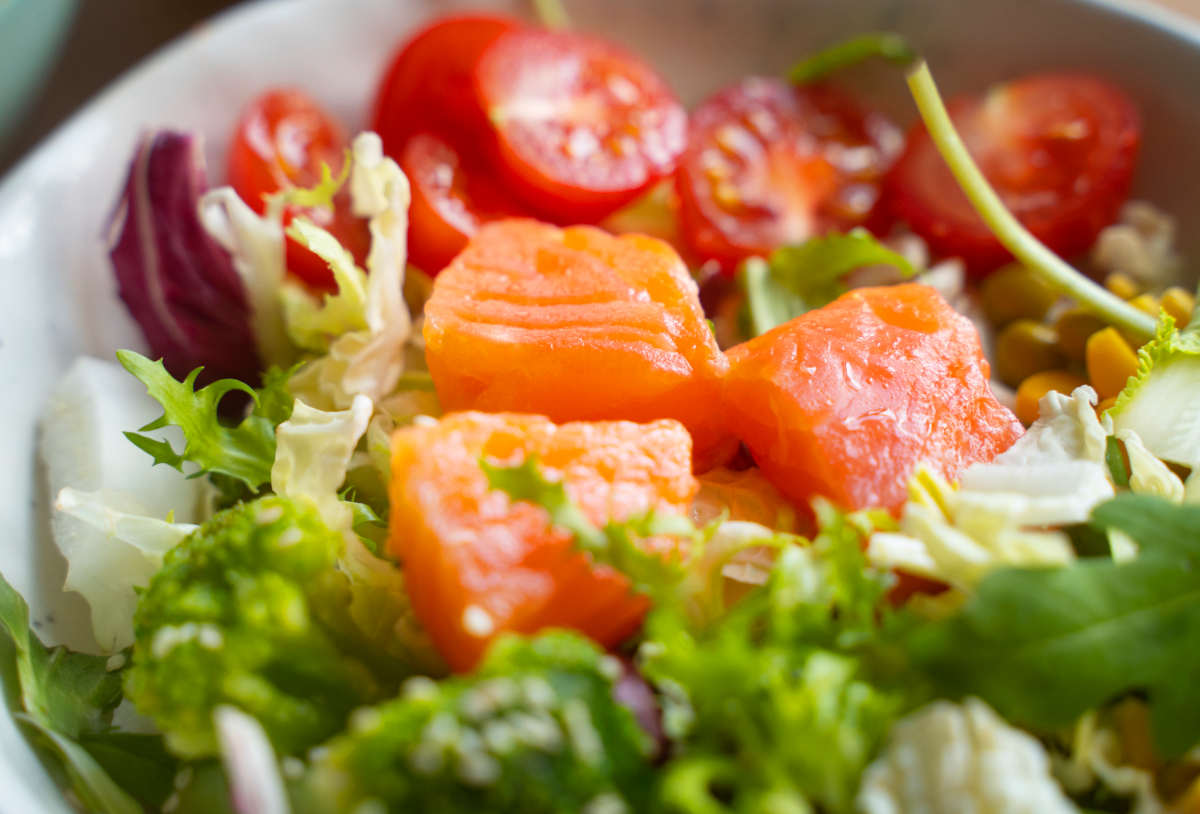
[739,230,916,336]
[118,349,283,490]
[80,731,180,808]
[788,32,916,84]
[1104,435,1131,488]
[907,494,1200,757]
[0,573,149,813]
[0,574,121,738]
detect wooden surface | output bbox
[1,0,1198,172]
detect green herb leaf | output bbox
[481,455,694,602]
[739,229,916,336]
[0,573,148,813]
[118,350,283,491]
[907,494,1200,757]
[1104,436,1131,487]
[0,574,121,738]
[789,32,916,84]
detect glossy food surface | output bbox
[386,411,697,671]
[725,283,1023,512]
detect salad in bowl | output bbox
[4,2,1200,812]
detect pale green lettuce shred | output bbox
[1118,430,1186,503]
[867,388,1131,591]
[196,187,295,369]
[1053,711,1165,814]
[288,133,416,410]
[270,394,373,531]
[53,489,197,651]
[281,219,369,352]
[1109,313,1200,469]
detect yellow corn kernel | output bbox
[1172,776,1200,814]
[1119,293,1163,347]
[1086,327,1140,400]
[1054,307,1108,362]
[1161,286,1196,325]
[1104,271,1140,300]
[1096,395,1118,415]
[1015,370,1088,426]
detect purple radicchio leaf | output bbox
[107,131,262,386]
[613,657,665,758]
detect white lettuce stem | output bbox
[906,61,1157,343]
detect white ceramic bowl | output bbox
[2,0,1199,809]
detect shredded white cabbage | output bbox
[857,698,1077,814]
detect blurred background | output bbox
[0,0,1197,175]
[0,0,239,173]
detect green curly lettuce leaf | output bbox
[739,230,916,336]
[117,350,293,492]
[304,631,655,814]
[1108,310,1200,469]
[122,496,387,757]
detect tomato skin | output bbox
[401,131,531,274]
[474,28,688,222]
[886,74,1141,275]
[227,88,369,291]
[676,77,902,274]
[371,14,520,159]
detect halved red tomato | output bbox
[400,131,531,274]
[227,88,369,291]
[474,28,688,222]
[371,14,520,159]
[676,77,903,274]
[886,74,1141,274]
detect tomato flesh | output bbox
[401,131,531,274]
[886,74,1141,274]
[676,77,902,274]
[227,88,369,291]
[475,28,688,222]
[371,14,519,159]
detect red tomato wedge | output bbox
[387,411,698,672]
[474,28,688,222]
[401,131,532,274]
[724,284,1023,514]
[371,14,520,158]
[886,74,1141,274]
[227,88,369,291]
[676,78,903,274]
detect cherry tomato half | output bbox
[676,77,903,274]
[401,131,531,274]
[371,14,520,159]
[227,88,370,291]
[474,28,688,222]
[886,74,1141,275]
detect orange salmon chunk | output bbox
[724,283,1023,513]
[423,219,732,470]
[387,411,697,672]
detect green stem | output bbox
[906,61,1157,342]
[532,0,569,29]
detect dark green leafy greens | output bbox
[739,230,916,336]
[908,494,1200,758]
[117,350,293,493]
[643,503,912,814]
[788,32,916,84]
[0,573,151,814]
[303,631,656,814]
